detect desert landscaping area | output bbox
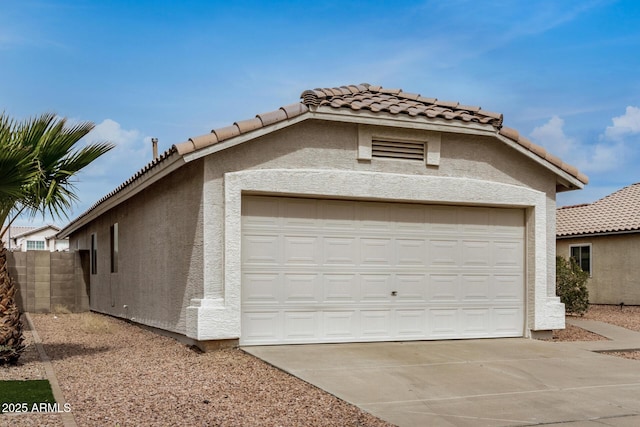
[2,304,640,426]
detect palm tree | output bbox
[0,112,114,364]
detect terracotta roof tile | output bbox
[235,118,263,134]
[257,108,288,126]
[557,183,640,237]
[61,83,589,237]
[212,125,241,142]
[280,103,307,118]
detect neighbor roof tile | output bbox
[557,183,640,237]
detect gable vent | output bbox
[372,139,425,161]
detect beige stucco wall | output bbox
[557,234,640,305]
[69,118,566,341]
[189,120,562,339]
[69,160,205,334]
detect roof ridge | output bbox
[300,83,505,128]
[592,182,640,205]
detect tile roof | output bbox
[174,83,587,185]
[60,83,588,238]
[557,183,640,237]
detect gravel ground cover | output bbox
[11,312,392,427]
[3,305,640,426]
[554,305,640,361]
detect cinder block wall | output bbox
[7,251,89,313]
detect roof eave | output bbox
[495,133,585,191]
[557,229,640,239]
[58,152,186,238]
[181,111,312,163]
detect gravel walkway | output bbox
[3,305,640,426]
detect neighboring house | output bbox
[58,83,587,349]
[2,225,69,252]
[557,183,640,305]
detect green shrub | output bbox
[556,255,589,316]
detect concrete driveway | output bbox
[244,326,640,426]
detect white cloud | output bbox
[530,114,624,173]
[80,119,151,178]
[530,115,577,158]
[604,106,640,141]
[70,119,155,218]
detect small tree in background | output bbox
[556,255,589,316]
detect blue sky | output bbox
[2,0,640,226]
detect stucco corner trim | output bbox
[196,168,554,342]
[186,298,240,340]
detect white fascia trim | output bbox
[59,154,186,238]
[495,134,584,190]
[189,168,563,341]
[182,114,311,163]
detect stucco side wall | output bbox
[187,120,563,340]
[69,160,205,334]
[557,234,640,305]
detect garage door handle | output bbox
[391,291,397,296]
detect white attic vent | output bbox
[372,139,425,161]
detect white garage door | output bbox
[241,196,524,345]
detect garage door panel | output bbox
[395,205,428,232]
[283,312,319,341]
[241,196,524,345]
[323,237,358,265]
[429,240,459,266]
[462,240,492,266]
[320,201,357,228]
[428,274,460,301]
[461,275,491,301]
[280,198,317,228]
[242,197,280,227]
[361,275,392,301]
[494,241,523,267]
[396,274,427,301]
[283,235,320,265]
[459,208,491,233]
[242,273,280,303]
[283,274,319,303]
[361,310,392,338]
[429,309,459,336]
[492,308,523,335]
[493,275,524,300]
[242,311,282,343]
[430,206,460,232]
[323,311,358,339]
[360,238,393,265]
[323,274,358,302]
[396,239,428,265]
[396,310,427,337]
[243,235,280,264]
[461,308,491,336]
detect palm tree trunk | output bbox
[0,241,25,365]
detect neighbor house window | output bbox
[570,244,591,275]
[26,240,45,251]
[90,234,97,275]
[110,223,118,273]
